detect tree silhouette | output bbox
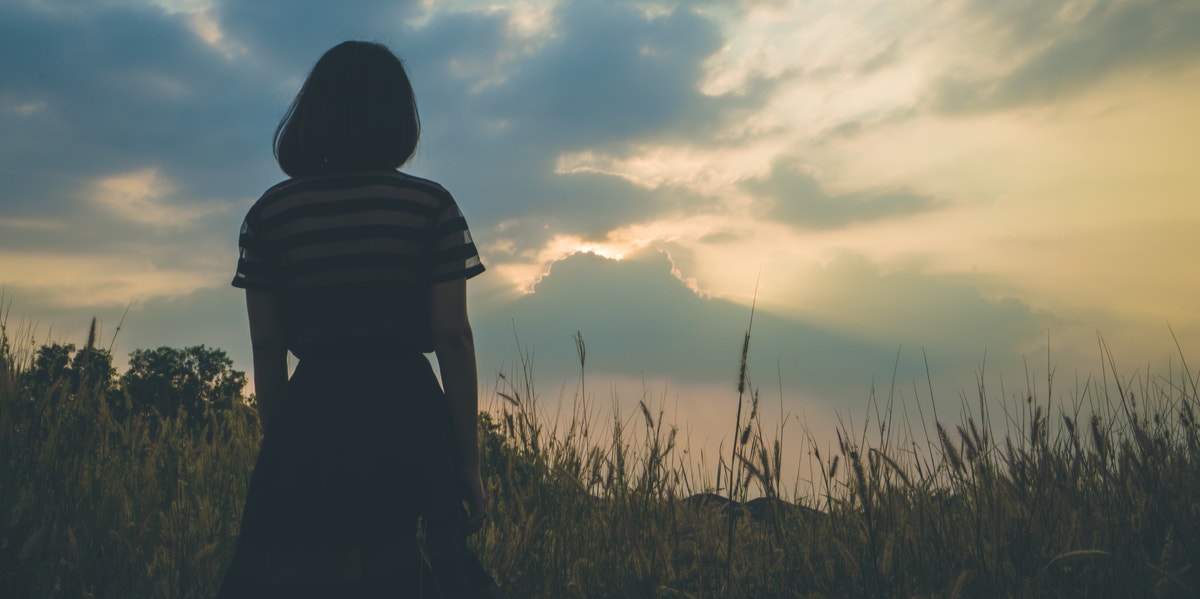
[25,342,75,399]
[121,345,246,425]
[70,344,117,395]
[22,319,116,398]
[12,317,248,428]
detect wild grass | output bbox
[1,318,1198,597]
[0,322,259,598]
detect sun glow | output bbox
[484,232,655,294]
[575,244,625,261]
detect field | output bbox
[2,323,1199,598]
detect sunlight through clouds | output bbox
[491,233,639,293]
[533,0,1200,345]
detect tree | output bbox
[24,342,75,399]
[69,346,116,392]
[23,318,118,400]
[121,345,247,425]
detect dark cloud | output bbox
[396,2,756,247]
[741,158,943,229]
[0,3,283,302]
[472,250,897,390]
[787,252,1053,356]
[930,0,1200,113]
[0,1,284,210]
[482,2,724,144]
[0,0,768,266]
[214,0,420,75]
[472,249,1049,399]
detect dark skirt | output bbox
[216,353,497,598]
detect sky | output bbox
[2,0,1199,494]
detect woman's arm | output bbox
[246,288,288,435]
[430,278,487,532]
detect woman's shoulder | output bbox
[243,170,458,224]
[390,170,455,199]
[257,171,452,202]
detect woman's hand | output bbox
[461,465,488,535]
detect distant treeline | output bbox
[12,322,248,428]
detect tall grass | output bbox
[2,321,1198,597]
[0,323,259,597]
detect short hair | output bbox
[274,41,421,178]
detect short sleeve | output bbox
[428,196,485,283]
[231,215,276,289]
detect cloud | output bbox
[213,0,421,73]
[0,0,764,265]
[476,250,866,387]
[472,249,1051,401]
[0,164,238,307]
[0,254,217,309]
[0,1,284,208]
[89,168,222,227]
[929,0,1200,113]
[406,1,742,165]
[0,0,758,314]
[481,2,724,144]
[0,2,322,306]
[773,252,1053,355]
[391,2,769,269]
[741,157,944,229]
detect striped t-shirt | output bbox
[231,170,485,357]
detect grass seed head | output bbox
[937,422,964,474]
[957,425,978,462]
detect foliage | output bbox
[1,321,1198,597]
[121,345,247,424]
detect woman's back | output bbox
[233,170,484,358]
[217,41,498,598]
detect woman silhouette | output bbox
[218,41,498,598]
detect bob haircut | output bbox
[274,41,420,178]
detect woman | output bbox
[218,41,498,598]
